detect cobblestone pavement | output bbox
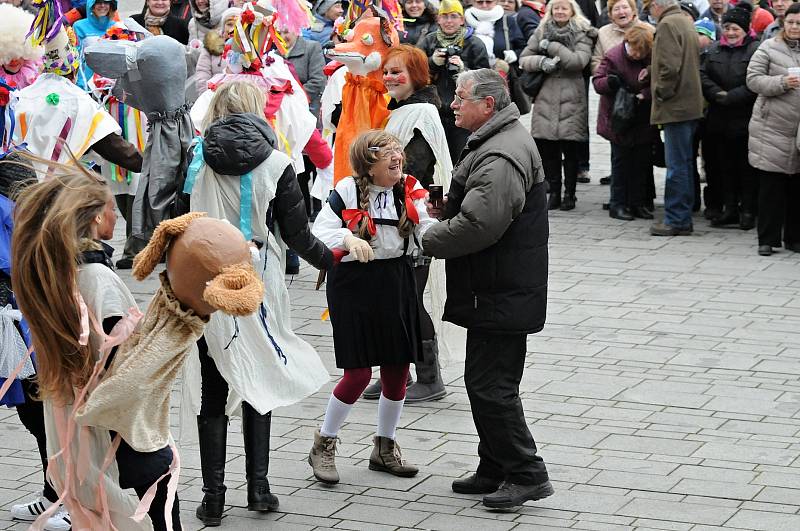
[3,104,800,530]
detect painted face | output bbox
[382,56,414,101]
[785,12,800,39]
[368,145,404,188]
[610,0,634,27]
[404,0,426,18]
[437,12,464,35]
[195,0,209,11]
[96,194,118,241]
[148,0,170,17]
[325,2,344,21]
[93,0,112,17]
[474,0,497,11]
[722,22,745,44]
[3,58,23,73]
[551,0,574,24]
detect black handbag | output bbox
[611,86,637,133]
[519,70,546,99]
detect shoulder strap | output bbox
[502,15,511,50]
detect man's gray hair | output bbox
[457,69,512,112]
[651,0,678,8]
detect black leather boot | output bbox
[196,415,228,527]
[242,403,280,512]
[711,208,739,227]
[406,338,446,403]
[560,194,576,211]
[547,193,561,210]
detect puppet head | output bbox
[85,35,187,113]
[132,213,264,317]
[226,1,287,73]
[326,15,399,77]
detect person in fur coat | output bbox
[195,7,240,97]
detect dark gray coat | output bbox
[285,37,326,117]
[422,104,548,334]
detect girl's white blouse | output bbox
[312,176,437,262]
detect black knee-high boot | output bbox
[242,403,279,512]
[196,415,228,527]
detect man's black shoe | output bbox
[116,257,133,270]
[452,473,503,495]
[482,480,554,509]
[599,175,611,185]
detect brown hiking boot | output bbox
[308,429,340,484]
[368,436,419,477]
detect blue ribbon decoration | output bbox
[183,136,204,194]
[239,171,253,240]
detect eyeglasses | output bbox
[453,93,483,105]
[368,146,403,158]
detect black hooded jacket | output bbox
[388,85,442,190]
[180,113,332,270]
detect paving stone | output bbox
[692,442,798,466]
[596,435,702,457]
[725,509,800,530]
[616,499,737,526]
[669,478,762,500]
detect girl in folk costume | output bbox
[360,44,453,403]
[0,4,43,89]
[10,165,180,531]
[309,130,437,484]
[181,81,334,527]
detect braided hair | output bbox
[349,130,414,240]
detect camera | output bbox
[437,45,463,75]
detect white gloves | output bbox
[343,234,375,263]
[504,50,518,64]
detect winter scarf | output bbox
[465,6,504,60]
[143,9,169,34]
[436,25,467,48]
[542,19,589,49]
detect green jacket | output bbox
[650,5,703,125]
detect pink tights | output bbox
[333,364,410,404]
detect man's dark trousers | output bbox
[465,329,549,485]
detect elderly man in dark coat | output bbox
[422,68,552,511]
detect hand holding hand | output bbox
[343,235,374,263]
[538,39,550,54]
[540,56,560,74]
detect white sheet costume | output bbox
[311,64,347,201]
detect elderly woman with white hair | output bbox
[519,0,597,211]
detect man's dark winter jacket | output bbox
[422,104,548,334]
[181,113,332,269]
[700,35,759,137]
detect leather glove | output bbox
[540,56,560,74]
[538,39,550,53]
[607,74,621,91]
[713,91,728,104]
[343,234,375,263]
[432,50,447,66]
[503,49,518,64]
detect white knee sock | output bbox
[320,394,353,438]
[376,394,405,440]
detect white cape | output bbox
[180,149,329,444]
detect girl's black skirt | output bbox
[326,256,422,369]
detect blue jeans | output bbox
[663,120,697,228]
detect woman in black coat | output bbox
[133,0,190,45]
[400,0,438,46]
[699,3,759,229]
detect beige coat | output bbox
[746,37,800,175]
[591,20,652,74]
[519,20,597,141]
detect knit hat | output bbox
[220,6,242,30]
[694,17,716,39]
[314,0,340,17]
[679,1,699,20]
[722,1,752,31]
[439,0,464,16]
